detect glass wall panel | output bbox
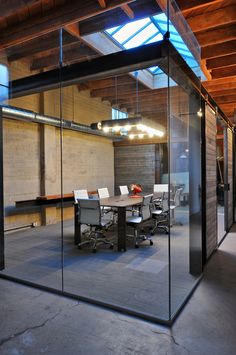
[168,0,202,317]
[61,15,170,320]
[0,31,63,290]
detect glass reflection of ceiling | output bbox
[105,13,199,76]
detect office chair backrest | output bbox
[119,185,129,195]
[154,184,168,193]
[174,188,182,207]
[73,189,89,202]
[141,194,153,221]
[98,187,109,199]
[78,199,101,226]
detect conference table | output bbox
[74,195,143,252]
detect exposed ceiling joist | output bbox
[196,23,236,47]
[187,4,236,33]
[211,65,236,80]
[78,0,161,37]
[177,0,223,12]
[201,40,236,60]
[0,0,135,49]
[206,54,236,70]
[0,0,40,18]
[121,4,134,19]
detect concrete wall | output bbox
[3,61,114,228]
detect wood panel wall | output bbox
[205,104,217,259]
[227,128,233,229]
[114,144,156,194]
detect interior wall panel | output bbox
[114,144,156,194]
[205,105,217,259]
[227,128,233,229]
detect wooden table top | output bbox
[100,195,143,208]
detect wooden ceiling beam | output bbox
[206,54,236,70]
[78,0,161,36]
[121,4,134,19]
[79,75,134,91]
[0,0,40,18]
[98,0,106,8]
[211,65,236,80]
[202,40,236,60]
[31,42,98,70]
[0,0,135,49]
[90,84,148,98]
[202,76,236,90]
[196,23,236,47]
[177,0,222,13]
[186,4,236,33]
[214,94,236,105]
[7,31,78,62]
[206,88,236,98]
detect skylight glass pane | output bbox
[123,23,158,49]
[145,33,163,44]
[106,25,121,35]
[112,18,151,44]
[149,66,159,73]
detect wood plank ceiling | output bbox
[0,0,235,124]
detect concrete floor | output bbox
[0,226,236,355]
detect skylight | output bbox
[104,13,200,77]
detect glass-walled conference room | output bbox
[0,0,203,323]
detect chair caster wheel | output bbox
[135,244,139,248]
[92,249,97,253]
[150,240,153,246]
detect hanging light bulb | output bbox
[138,133,144,139]
[129,134,135,139]
[103,126,109,133]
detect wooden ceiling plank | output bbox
[0,0,135,49]
[196,23,236,47]
[121,4,134,19]
[211,65,236,79]
[206,54,236,70]
[214,94,236,104]
[79,0,161,36]
[206,88,236,97]
[98,0,106,8]
[31,42,98,70]
[202,39,236,60]
[0,0,40,18]
[6,31,76,61]
[177,0,222,12]
[186,5,236,33]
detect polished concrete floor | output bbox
[0,225,236,354]
[1,209,197,321]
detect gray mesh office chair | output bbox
[151,197,169,235]
[170,188,183,226]
[77,199,114,252]
[126,194,153,248]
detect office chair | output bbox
[77,199,114,252]
[170,188,183,226]
[126,194,153,248]
[119,185,129,195]
[151,198,169,235]
[73,189,89,202]
[98,187,116,223]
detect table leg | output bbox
[74,204,81,245]
[117,207,126,252]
